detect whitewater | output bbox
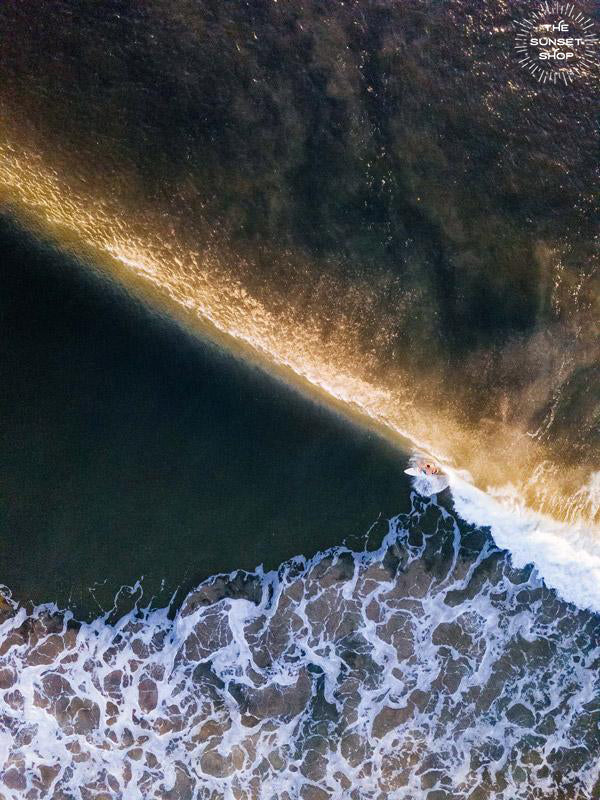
[0,496,598,799]
[446,471,600,614]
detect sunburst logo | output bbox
[514,2,597,84]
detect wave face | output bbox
[0,0,599,612]
[1,499,598,799]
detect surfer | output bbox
[420,462,440,476]
[404,458,448,493]
[404,456,449,495]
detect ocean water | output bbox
[0,0,599,798]
[0,218,411,615]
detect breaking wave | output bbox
[2,147,600,620]
[445,470,600,615]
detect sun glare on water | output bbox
[2,129,600,612]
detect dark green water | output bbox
[0,216,410,616]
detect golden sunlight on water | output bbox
[0,131,598,533]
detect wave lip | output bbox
[446,468,600,614]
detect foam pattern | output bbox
[0,497,598,799]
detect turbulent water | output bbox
[0,1,599,797]
[1,497,598,799]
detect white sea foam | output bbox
[445,468,600,614]
[0,498,597,799]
